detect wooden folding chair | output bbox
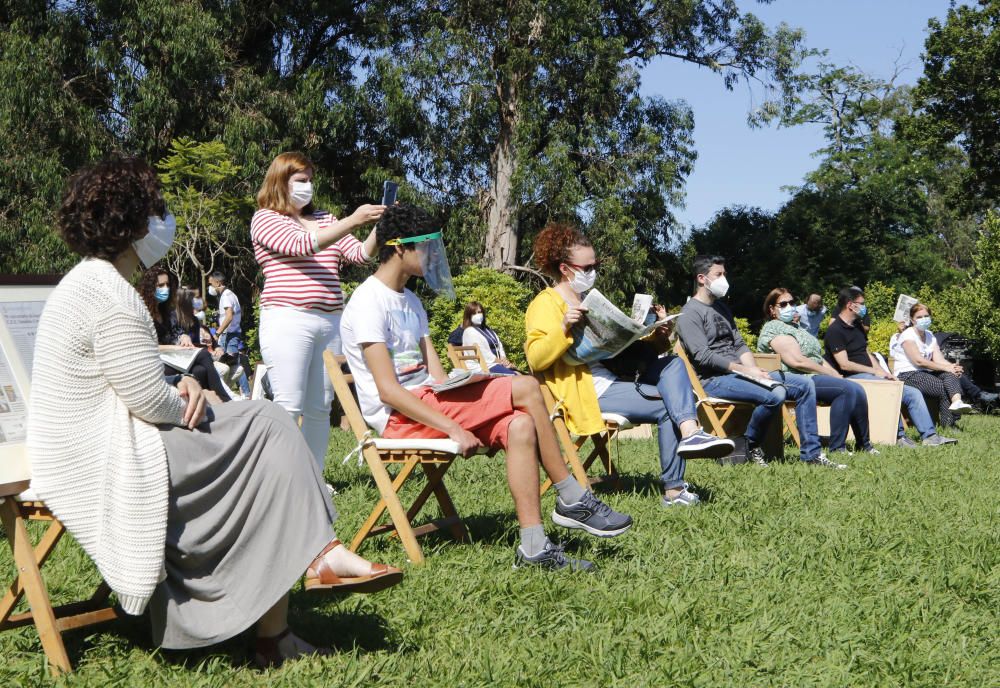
[323,351,479,565]
[535,377,630,496]
[446,343,490,372]
[672,341,755,437]
[753,352,802,447]
[1,488,120,676]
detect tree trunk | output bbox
[483,62,521,269]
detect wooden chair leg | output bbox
[0,499,72,676]
[539,421,589,496]
[419,463,468,543]
[783,405,801,447]
[349,450,425,564]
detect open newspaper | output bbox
[562,290,676,366]
[430,369,503,393]
[893,293,918,323]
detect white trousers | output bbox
[259,306,342,468]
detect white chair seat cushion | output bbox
[601,413,634,429]
[372,438,489,455]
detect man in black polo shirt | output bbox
[824,286,956,448]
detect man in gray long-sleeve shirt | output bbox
[676,255,828,467]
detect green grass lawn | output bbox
[2,417,998,687]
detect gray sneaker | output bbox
[677,430,735,459]
[515,541,594,571]
[552,490,632,537]
[804,453,847,469]
[896,436,919,448]
[922,433,958,447]
[662,483,701,507]
[747,445,769,467]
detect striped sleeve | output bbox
[334,233,369,265]
[251,209,317,256]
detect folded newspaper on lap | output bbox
[562,289,677,366]
[430,370,500,393]
[733,370,783,390]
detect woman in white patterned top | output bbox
[27,158,400,668]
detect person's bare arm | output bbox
[923,342,963,375]
[312,205,386,251]
[421,336,449,383]
[218,307,233,334]
[362,341,481,455]
[770,335,827,375]
[733,351,770,379]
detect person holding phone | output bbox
[252,152,385,467]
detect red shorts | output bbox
[382,377,525,450]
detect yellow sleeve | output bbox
[524,290,574,373]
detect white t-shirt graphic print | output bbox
[341,276,432,433]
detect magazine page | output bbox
[429,370,497,393]
[159,347,200,372]
[630,293,654,322]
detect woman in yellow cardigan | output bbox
[524,223,733,506]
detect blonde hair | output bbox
[256,152,314,215]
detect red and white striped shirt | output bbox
[251,209,370,313]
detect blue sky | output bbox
[639,0,957,230]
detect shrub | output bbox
[734,317,757,352]
[426,267,534,370]
[865,317,901,358]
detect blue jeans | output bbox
[597,356,697,490]
[846,373,935,439]
[702,371,820,461]
[219,331,251,396]
[812,375,870,451]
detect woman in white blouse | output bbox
[460,301,518,374]
[890,302,972,427]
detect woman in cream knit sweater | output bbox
[26,159,401,668]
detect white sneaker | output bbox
[948,400,973,414]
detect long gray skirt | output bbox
[149,400,336,649]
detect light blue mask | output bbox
[155,286,170,303]
[915,316,932,331]
[778,305,796,323]
[854,303,868,318]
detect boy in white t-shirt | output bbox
[341,205,632,571]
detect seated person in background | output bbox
[525,224,734,507]
[795,293,827,337]
[186,285,207,323]
[824,286,956,447]
[341,204,632,571]
[758,288,874,457]
[447,325,464,347]
[27,158,400,670]
[890,303,975,427]
[138,266,233,402]
[461,301,518,374]
[675,255,825,468]
[174,287,204,349]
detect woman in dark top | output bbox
[138,266,232,401]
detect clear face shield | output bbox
[386,230,455,299]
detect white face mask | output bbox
[289,180,313,209]
[568,267,597,294]
[133,213,176,269]
[706,274,729,299]
[208,285,218,297]
[471,313,484,326]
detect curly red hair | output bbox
[533,222,592,278]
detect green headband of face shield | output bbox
[384,231,441,246]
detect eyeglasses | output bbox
[564,260,601,274]
[776,299,795,308]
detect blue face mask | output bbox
[854,303,867,318]
[778,305,797,323]
[915,316,932,331]
[155,286,170,303]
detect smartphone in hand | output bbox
[382,180,398,206]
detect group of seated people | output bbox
[26,157,995,670]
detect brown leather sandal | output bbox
[254,627,332,669]
[304,539,403,594]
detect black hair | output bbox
[692,254,725,292]
[837,286,864,312]
[376,203,436,263]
